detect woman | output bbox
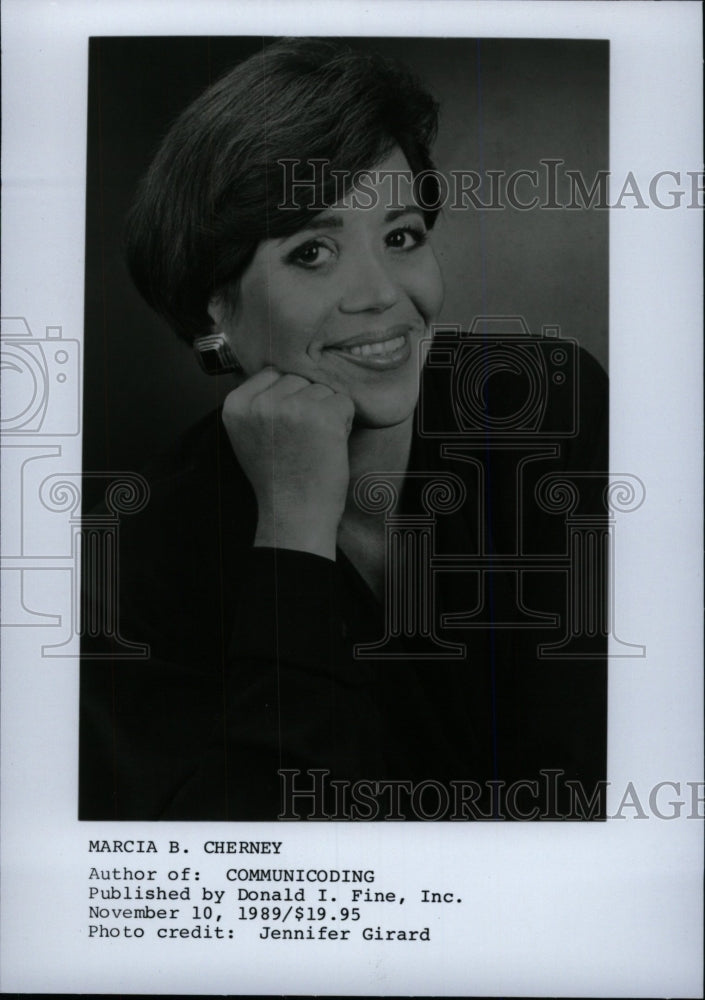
[80,38,608,821]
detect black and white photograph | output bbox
[1,1,702,996]
[79,34,610,823]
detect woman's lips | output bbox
[324,329,414,370]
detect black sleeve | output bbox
[80,536,386,819]
[78,404,388,821]
[170,546,381,819]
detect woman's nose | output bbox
[337,253,400,313]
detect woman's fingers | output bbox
[223,366,280,416]
[225,371,319,420]
[321,388,355,432]
[236,365,282,398]
[296,382,336,401]
[264,373,314,399]
[222,364,353,439]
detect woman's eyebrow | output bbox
[384,206,425,222]
[275,214,343,244]
[276,204,424,246]
[301,207,421,228]
[304,214,344,230]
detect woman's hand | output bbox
[222,368,354,560]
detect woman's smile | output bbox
[323,324,416,370]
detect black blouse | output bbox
[80,348,608,821]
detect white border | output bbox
[1,1,703,996]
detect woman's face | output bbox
[211,147,444,429]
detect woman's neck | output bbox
[344,414,414,521]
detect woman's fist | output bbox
[222,369,354,559]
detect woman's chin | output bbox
[350,392,419,431]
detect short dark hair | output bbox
[125,37,441,343]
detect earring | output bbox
[193,333,243,376]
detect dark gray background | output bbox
[83,37,608,493]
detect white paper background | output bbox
[1,1,702,996]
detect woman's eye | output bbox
[386,225,429,251]
[287,240,334,268]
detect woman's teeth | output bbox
[339,335,406,358]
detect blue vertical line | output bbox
[258,38,285,788]
[206,36,232,822]
[475,39,500,802]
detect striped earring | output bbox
[193,333,243,376]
